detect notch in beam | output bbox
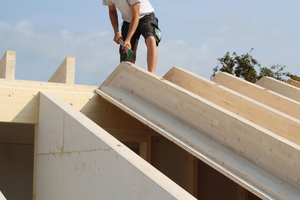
[0,50,16,80]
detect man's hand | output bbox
[114,32,123,44]
[123,39,132,51]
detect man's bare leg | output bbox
[145,36,157,73]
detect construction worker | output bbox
[103,0,161,73]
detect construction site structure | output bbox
[1,50,300,200]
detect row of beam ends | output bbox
[0,50,75,84]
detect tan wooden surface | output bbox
[187,153,198,198]
[0,50,15,80]
[100,62,300,194]
[286,79,300,88]
[256,76,300,103]
[212,72,300,120]
[48,57,75,84]
[164,67,300,146]
[98,86,300,199]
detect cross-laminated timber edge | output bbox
[100,62,300,194]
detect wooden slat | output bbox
[163,67,300,146]
[33,125,38,200]
[211,72,300,120]
[286,79,300,88]
[98,86,300,199]
[48,57,75,84]
[237,186,249,200]
[256,76,300,103]
[0,50,16,80]
[187,153,198,198]
[139,136,152,163]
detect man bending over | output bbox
[103,0,161,73]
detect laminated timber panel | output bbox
[99,62,300,197]
[0,78,158,154]
[256,76,300,103]
[48,56,75,84]
[164,67,300,146]
[211,72,300,120]
[286,79,300,88]
[98,86,300,199]
[0,80,97,124]
[36,91,194,200]
[0,51,15,80]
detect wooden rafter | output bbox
[164,67,300,146]
[256,76,300,103]
[211,72,300,120]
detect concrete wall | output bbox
[0,122,34,200]
[36,92,195,200]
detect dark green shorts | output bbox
[120,12,161,63]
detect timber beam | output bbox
[164,67,300,146]
[0,50,16,80]
[256,76,300,103]
[211,72,300,120]
[286,79,300,88]
[48,56,75,84]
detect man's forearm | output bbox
[108,7,119,33]
[126,16,139,42]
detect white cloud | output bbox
[14,20,33,36]
[0,20,118,85]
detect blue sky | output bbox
[0,0,299,85]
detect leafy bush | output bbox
[212,49,291,83]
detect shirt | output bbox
[103,0,154,22]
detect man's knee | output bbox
[146,36,157,48]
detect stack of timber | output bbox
[98,62,300,199]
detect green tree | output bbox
[211,49,291,83]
